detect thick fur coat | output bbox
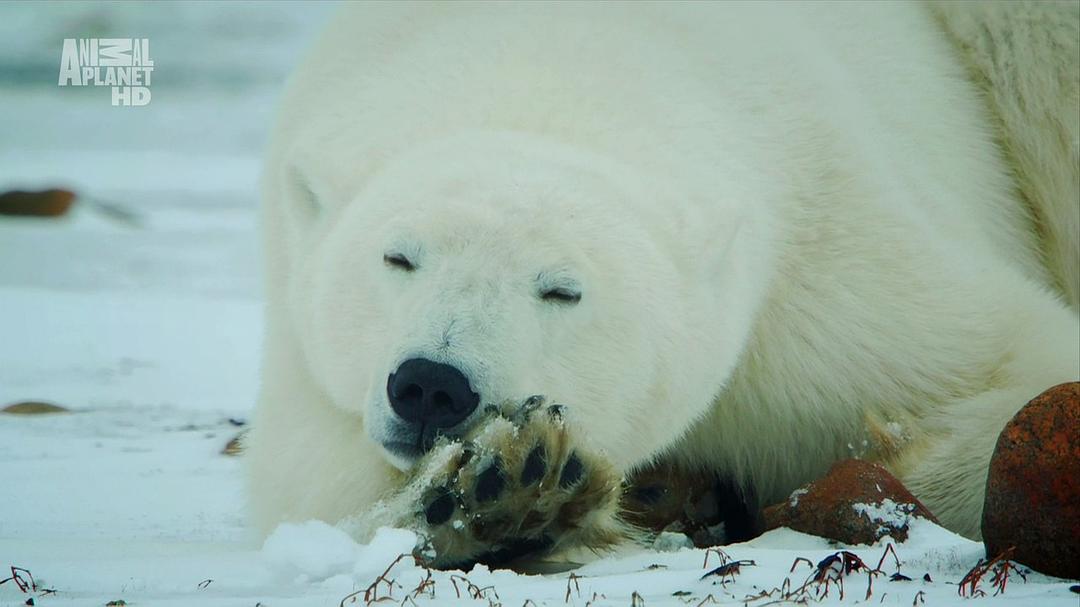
[248,1,1080,557]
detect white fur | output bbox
[248,1,1080,542]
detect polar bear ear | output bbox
[284,165,325,224]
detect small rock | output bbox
[982,382,1079,579]
[2,401,70,415]
[762,459,936,544]
[652,530,694,552]
[0,188,76,217]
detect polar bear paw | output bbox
[404,396,630,569]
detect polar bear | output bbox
[247,1,1080,567]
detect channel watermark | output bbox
[58,38,154,106]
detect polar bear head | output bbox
[273,131,765,473]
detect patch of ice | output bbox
[853,498,916,529]
[652,531,694,552]
[788,487,809,507]
[885,421,905,439]
[473,415,516,445]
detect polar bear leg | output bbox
[901,297,1080,538]
[903,385,1050,539]
[247,322,403,536]
[930,0,1080,312]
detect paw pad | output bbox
[425,486,456,525]
[559,452,585,488]
[521,445,547,486]
[474,458,506,502]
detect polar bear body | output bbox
[249,1,1080,544]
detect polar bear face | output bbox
[283,132,752,473]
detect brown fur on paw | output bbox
[407,396,629,569]
[621,462,760,547]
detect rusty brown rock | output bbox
[982,382,1080,579]
[763,458,936,545]
[2,401,70,415]
[0,189,76,217]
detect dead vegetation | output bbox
[0,566,36,593]
[311,540,1024,606]
[957,547,1027,597]
[736,544,926,606]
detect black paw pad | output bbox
[559,452,585,488]
[475,458,506,502]
[520,445,547,486]
[425,487,456,525]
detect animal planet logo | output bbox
[58,38,154,106]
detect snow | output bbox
[853,499,918,536]
[263,524,419,584]
[1,3,1078,606]
[788,487,809,508]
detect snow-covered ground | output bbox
[1,3,1077,606]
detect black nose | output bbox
[387,358,480,429]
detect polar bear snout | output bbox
[387,358,480,433]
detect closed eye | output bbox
[541,288,582,304]
[383,253,416,272]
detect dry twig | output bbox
[0,566,36,593]
[564,572,583,602]
[957,547,1026,597]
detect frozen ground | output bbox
[1,3,1077,606]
